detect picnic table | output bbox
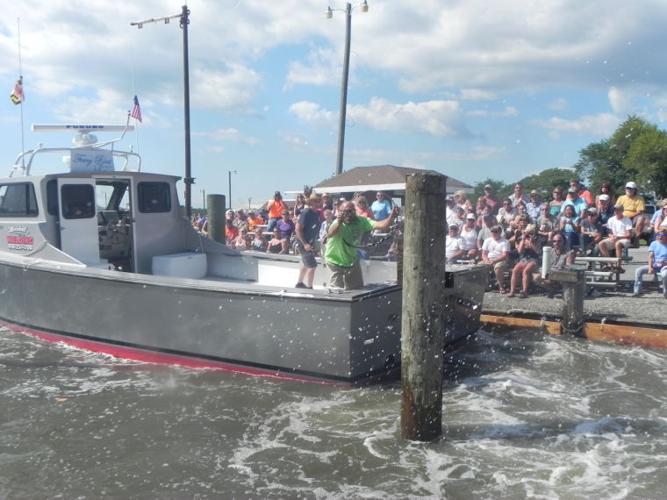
[574,255,633,288]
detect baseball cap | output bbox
[466,213,476,220]
[226,209,234,216]
[613,204,624,210]
[449,223,460,230]
[587,207,598,214]
[599,194,610,201]
[274,191,282,197]
[530,189,538,195]
[484,184,493,190]
[625,181,637,189]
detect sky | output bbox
[1,0,667,209]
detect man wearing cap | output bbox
[295,194,323,289]
[596,194,614,226]
[325,201,397,290]
[526,190,544,221]
[598,204,632,258]
[633,229,667,298]
[265,191,288,232]
[482,225,511,293]
[616,181,646,236]
[580,207,604,255]
[445,224,465,263]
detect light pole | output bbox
[327,1,368,176]
[228,170,237,210]
[131,5,194,218]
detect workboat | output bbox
[0,124,486,383]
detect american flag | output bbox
[130,95,142,122]
[10,77,24,105]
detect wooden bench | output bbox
[574,255,633,288]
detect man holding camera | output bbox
[325,201,398,290]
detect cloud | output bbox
[349,97,469,137]
[460,89,497,101]
[285,47,339,88]
[608,87,633,115]
[195,128,258,145]
[278,131,310,149]
[534,113,620,136]
[289,101,336,124]
[191,65,260,111]
[467,106,519,117]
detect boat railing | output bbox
[8,120,141,177]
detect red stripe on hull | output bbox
[0,319,335,385]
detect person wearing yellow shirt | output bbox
[615,181,646,237]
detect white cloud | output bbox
[467,106,519,117]
[608,87,633,115]
[460,89,497,101]
[290,97,470,137]
[289,101,336,124]
[348,97,469,137]
[278,131,309,149]
[191,65,260,111]
[534,113,620,136]
[285,47,339,88]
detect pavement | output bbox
[482,247,666,327]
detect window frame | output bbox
[0,182,39,218]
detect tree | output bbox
[471,178,508,201]
[516,168,574,197]
[574,115,667,196]
[625,127,667,197]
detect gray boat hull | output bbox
[0,259,486,383]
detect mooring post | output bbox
[550,268,586,335]
[206,194,226,245]
[401,172,447,442]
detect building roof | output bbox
[314,165,472,195]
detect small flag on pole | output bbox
[10,77,24,105]
[130,95,142,122]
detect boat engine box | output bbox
[152,252,207,279]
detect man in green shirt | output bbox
[325,201,397,289]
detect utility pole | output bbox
[131,5,194,218]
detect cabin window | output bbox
[0,182,39,217]
[61,184,95,219]
[46,179,59,216]
[138,182,171,213]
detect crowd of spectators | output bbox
[446,179,667,297]
[191,189,397,261]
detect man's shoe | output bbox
[295,282,307,289]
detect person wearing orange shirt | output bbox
[265,191,288,232]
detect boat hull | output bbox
[0,259,486,383]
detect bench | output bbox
[574,255,633,288]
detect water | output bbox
[1,326,665,499]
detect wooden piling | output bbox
[400,173,447,442]
[550,269,586,336]
[206,194,226,245]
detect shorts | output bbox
[327,261,364,290]
[300,249,317,268]
[493,260,507,272]
[600,238,630,251]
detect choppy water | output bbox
[1,326,665,499]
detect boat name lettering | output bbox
[6,234,34,251]
[8,226,28,234]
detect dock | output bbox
[480,247,667,349]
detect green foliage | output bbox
[515,168,574,197]
[574,115,667,197]
[472,178,508,201]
